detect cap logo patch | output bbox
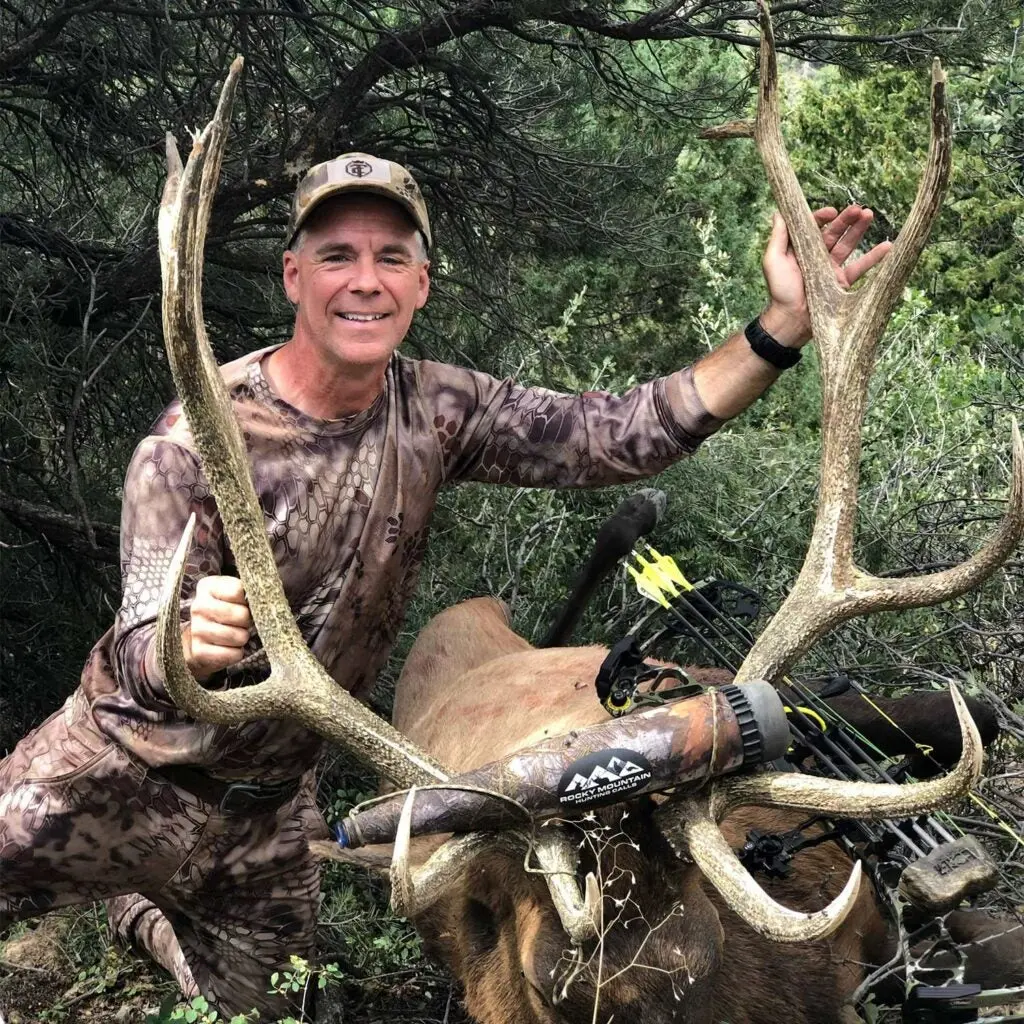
[344,158,373,178]
[325,155,391,185]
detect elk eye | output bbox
[465,897,499,953]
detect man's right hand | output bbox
[183,575,254,681]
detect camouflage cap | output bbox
[286,153,431,251]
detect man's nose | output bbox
[347,255,382,293]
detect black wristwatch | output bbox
[745,317,803,370]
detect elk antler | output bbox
[649,1,1004,943]
[155,59,599,942]
[731,0,1024,687]
[157,58,447,790]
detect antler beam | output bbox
[734,1,1024,685]
[156,58,598,942]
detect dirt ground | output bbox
[0,911,468,1024]
[0,914,177,1023]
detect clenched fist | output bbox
[183,575,253,681]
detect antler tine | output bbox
[754,0,843,337]
[160,58,296,652]
[866,418,1024,609]
[157,60,450,790]
[859,59,952,332]
[733,7,1024,685]
[532,830,602,944]
[710,684,983,821]
[659,797,863,942]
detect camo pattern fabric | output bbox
[77,346,722,779]
[1,345,720,1016]
[0,691,327,1020]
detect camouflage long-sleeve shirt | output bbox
[80,347,724,781]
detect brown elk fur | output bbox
[322,594,1024,1023]
[387,597,895,1023]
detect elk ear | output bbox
[464,896,501,954]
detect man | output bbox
[0,153,888,1019]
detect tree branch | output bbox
[0,495,119,563]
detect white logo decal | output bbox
[558,749,653,807]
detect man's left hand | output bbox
[761,205,893,347]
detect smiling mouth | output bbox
[337,312,389,322]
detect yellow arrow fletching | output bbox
[646,546,691,590]
[647,561,681,599]
[627,562,671,608]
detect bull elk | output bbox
[155,3,1024,1021]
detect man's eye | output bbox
[380,256,405,266]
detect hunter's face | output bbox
[283,195,429,372]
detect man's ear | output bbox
[282,249,300,305]
[415,261,430,310]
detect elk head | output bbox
[370,600,990,1023]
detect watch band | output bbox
[745,317,803,370]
